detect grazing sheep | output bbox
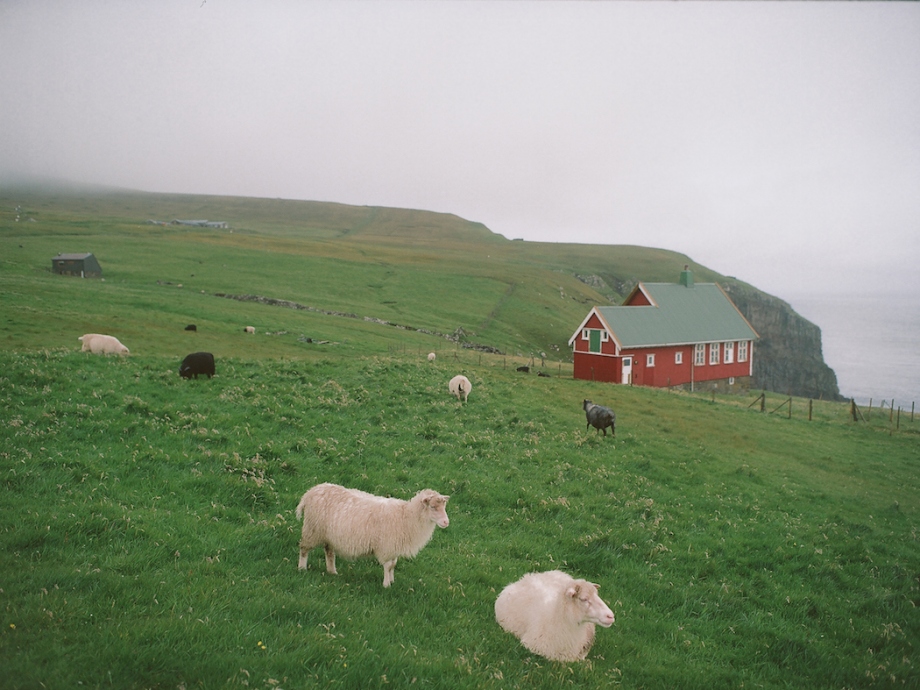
[179,351,215,379]
[495,570,615,661]
[243,326,256,334]
[449,374,472,403]
[184,324,197,331]
[583,399,616,436]
[78,333,129,355]
[296,483,450,588]
[516,365,530,373]
[427,352,436,362]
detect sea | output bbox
[787,291,920,411]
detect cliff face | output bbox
[722,282,843,401]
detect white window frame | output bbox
[582,328,609,342]
[738,340,748,362]
[724,341,734,364]
[694,344,705,366]
[646,354,655,367]
[675,351,683,365]
[709,343,720,365]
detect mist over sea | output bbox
[789,291,920,410]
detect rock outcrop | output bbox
[722,282,843,400]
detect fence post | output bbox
[890,400,895,423]
[851,399,858,422]
[808,399,813,421]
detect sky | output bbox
[1,1,918,300]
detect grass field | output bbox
[1,187,918,689]
[1,349,917,689]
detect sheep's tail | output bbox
[295,493,309,520]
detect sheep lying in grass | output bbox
[296,483,450,588]
[78,333,130,355]
[449,374,472,403]
[583,399,615,436]
[495,570,615,661]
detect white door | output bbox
[621,357,632,385]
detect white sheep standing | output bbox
[296,483,450,588]
[427,352,436,362]
[78,333,130,355]
[243,326,256,334]
[448,374,472,403]
[495,570,615,661]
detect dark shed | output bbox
[52,253,102,278]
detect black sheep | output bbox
[179,352,215,379]
[583,399,615,437]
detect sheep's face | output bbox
[419,491,450,529]
[568,582,615,628]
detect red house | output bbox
[568,269,758,391]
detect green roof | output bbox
[596,283,758,348]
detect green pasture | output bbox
[1,188,917,689]
[1,350,918,690]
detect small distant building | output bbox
[171,219,229,228]
[51,253,102,278]
[568,268,759,391]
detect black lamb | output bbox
[583,399,615,437]
[179,351,215,379]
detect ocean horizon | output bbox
[788,290,920,411]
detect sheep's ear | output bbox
[566,585,580,598]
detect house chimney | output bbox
[679,265,694,288]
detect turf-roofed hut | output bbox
[569,268,759,392]
[51,252,102,278]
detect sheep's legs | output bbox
[324,544,338,574]
[382,558,398,588]
[298,549,308,570]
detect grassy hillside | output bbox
[1,349,917,690]
[1,186,724,362]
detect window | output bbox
[738,340,748,362]
[724,342,734,364]
[675,351,683,365]
[694,344,705,366]
[647,354,655,367]
[709,343,720,365]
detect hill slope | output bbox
[1,184,840,398]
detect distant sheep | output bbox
[78,333,129,356]
[449,374,472,403]
[243,326,256,334]
[179,351,215,379]
[296,483,450,588]
[516,365,530,373]
[583,399,615,437]
[495,570,615,661]
[184,324,197,331]
[427,352,436,362]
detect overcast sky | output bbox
[2,1,918,300]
